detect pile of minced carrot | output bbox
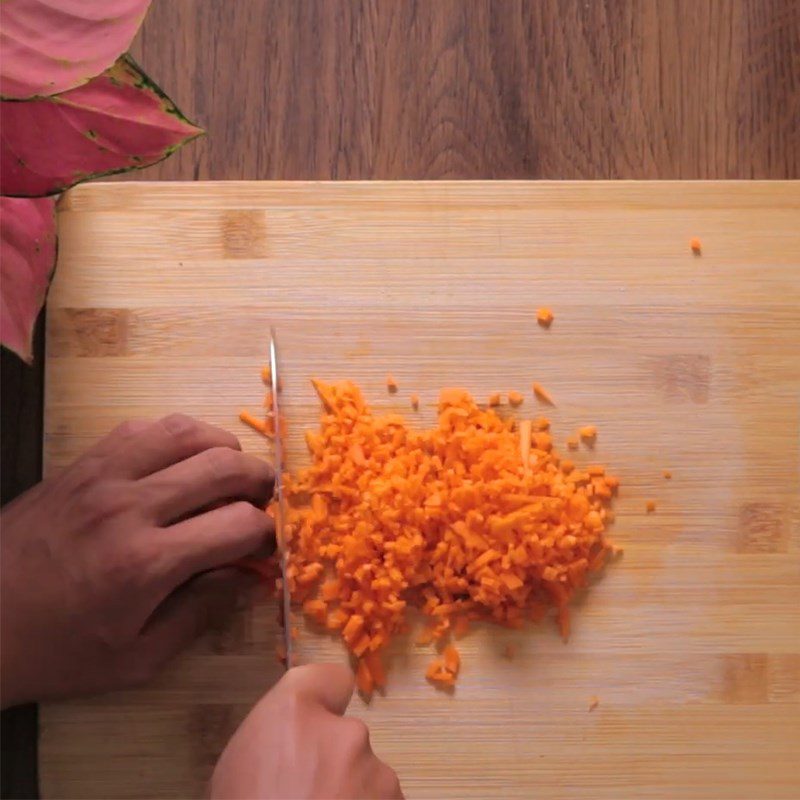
[277,379,620,697]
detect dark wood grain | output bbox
[127,0,799,181]
[2,1,798,797]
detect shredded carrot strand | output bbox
[536,307,554,327]
[239,409,268,435]
[508,390,524,407]
[532,382,555,406]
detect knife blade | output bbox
[269,327,293,669]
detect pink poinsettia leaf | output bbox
[0,0,152,99]
[0,195,58,362]
[1,56,203,197]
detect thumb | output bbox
[138,568,256,667]
[279,662,356,716]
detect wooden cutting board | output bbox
[41,181,800,799]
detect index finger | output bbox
[281,663,355,716]
[111,414,241,478]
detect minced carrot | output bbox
[579,425,597,441]
[588,695,600,711]
[386,374,398,393]
[690,236,702,255]
[239,409,268,435]
[443,644,461,676]
[536,307,554,327]
[261,365,272,385]
[488,392,502,407]
[508,390,524,406]
[283,380,619,695]
[663,470,672,479]
[646,499,657,513]
[566,435,579,450]
[410,393,420,410]
[532,382,555,406]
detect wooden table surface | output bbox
[1,1,798,798]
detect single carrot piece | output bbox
[356,659,374,696]
[410,393,420,410]
[690,236,702,255]
[588,696,600,711]
[261,365,272,385]
[579,425,597,441]
[488,392,502,407]
[566,435,579,450]
[443,644,460,676]
[386,374,398,393]
[646,499,657,513]
[508,390,524,407]
[663,470,672,479]
[519,419,532,475]
[536,307,554,327]
[239,409,268,435]
[532,382,555,406]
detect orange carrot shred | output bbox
[239,409,268,435]
[588,695,600,711]
[663,470,672,479]
[579,425,597,441]
[410,393,420,410]
[261,365,272,385]
[536,307,554,327]
[443,644,461,676]
[690,236,702,255]
[532,382,555,406]
[646,499,657,513]
[566,435,579,450]
[488,392,502,407]
[386,374,398,393]
[508,390,524,407]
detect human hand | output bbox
[0,414,274,708]
[211,663,403,799]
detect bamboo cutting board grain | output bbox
[42,181,800,799]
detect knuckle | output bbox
[230,500,268,531]
[343,716,371,750]
[160,413,202,444]
[76,480,135,528]
[204,446,244,482]
[111,420,141,440]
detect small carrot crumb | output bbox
[663,470,672,479]
[566,435,579,451]
[532,382,555,406]
[536,307,554,327]
[261,365,272,385]
[690,236,702,255]
[386,374,398,393]
[488,392,502,407]
[410,393,420,410]
[443,644,461,676]
[239,409,268,435]
[646,499,657,513]
[588,696,600,711]
[579,425,597,441]
[508,390,524,407]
